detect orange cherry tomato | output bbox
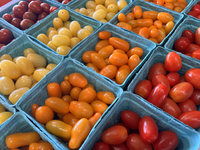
[98,31,111,40]
[127,47,143,58]
[116,22,132,31]
[82,51,97,64]
[132,27,142,34]
[98,45,114,59]
[91,53,107,69]
[115,65,131,84]
[149,38,158,43]
[60,80,72,95]
[89,112,101,127]
[127,20,138,28]
[149,25,157,31]
[137,19,153,27]
[64,75,69,81]
[138,27,150,39]
[99,65,118,79]
[63,113,79,126]
[132,6,142,19]
[90,100,108,114]
[70,87,82,100]
[109,37,130,52]
[84,83,94,89]
[86,63,100,72]
[68,73,88,88]
[47,82,62,98]
[78,87,96,103]
[128,54,141,71]
[177,0,187,5]
[113,49,125,54]
[156,0,164,5]
[109,52,128,66]
[142,11,158,21]
[173,2,186,9]
[35,106,54,124]
[95,40,110,52]
[156,28,166,43]
[154,20,162,29]
[157,12,174,24]
[62,95,73,103]
[45,97,69,114]
[126,12,135,22]
[174,7,183,12]
[118,13,127,22]
[6,132,40,149]
[165,21,174,35]
[31,103,39,118]
[69,101,94,119]
[97,91,115,104]
[150,28,159,38]
[164,3,174,10]
[29,142,53,150]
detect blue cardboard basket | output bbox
[81,91,200,150]
[0,0,61,32]
[0,99,16,128]
[165,16,200,61]
[69,23,156,89]
[0,112,59,149]
[184,0,200,19]
[16,58,123,150]
[109,0,184,46]
[0,33,64,107]
[26,6,102,56]
[67,0,132,23]
[127,46,200,133]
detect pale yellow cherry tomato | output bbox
[70,37,81,48]
[0,54,12,62]
[15,75,32,89]
[83,25,94,33]
[52,35,70,47]
[47,41,58,51]
[95,0,106,5]
[79,8,88,16]
[86,1,97,9]
[48,30,58,41]
[33,69,50,82]
[107,4,118,13]
[9,87,30,104]
[105,0,117,7]
[56,46,71,55]
[0,103,6,112]
[58,9,69,21]
[37,33,49,45]
[16,57,35,75]
[69,21,81,37]
[46,27,56,37]
[53,17,63,29]
[0,112,13,125]
[0,76,15,95]
[93,9,106,21]
[117,0,128,11]
[26,53,46,68]
[63,21,71,29]
[46,63,57,71]
[58,28,72,39]
[106,12,116,21]
[23,48,36,57]
[77,29,91,40]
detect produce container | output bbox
[16,58,123,150]
[183,0,200,19]
[0,98,16,128]
[69,23,156,89]
[0,112,59,149]
[127,46,200,133]
[0,0,61,32]
[27,6,102,56]
[81,91,200,150]
[0,33,64,107]
[109,0,184,46]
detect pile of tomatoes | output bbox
[187,1,200,19]
[134,51,200,129]
[31,72,116,149]
[93,110,179,150]
[173,28,200,60]
[0,26,14,50]
[2,0,58,30]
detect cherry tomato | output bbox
[2,13,13,23]
[35,106,54,124]
[23,12,37,22]
[147,63,167,81]
[29,142,53,150]
[19,1,28,11]
[174,37,190,53]
[166,72,180,87]
[195,27,200,46]
[110,143,128,150]
[120,110,141,130]
[28,1,42,14]
[0,28,13,45]
[68,73,88,88]
[101,125,128,145]
[192,4,200,15]
[31,103,39,118]
[49,6,58,13]
[178,110,200,129]
[152,131,179,150]
[12,5,26,18]
[178,99,197,113]
[160,98,181,118]
[189,88,200,105]
[191,49,200,60]
[126,134,153,150]
[98,31,111,40]
[147,84,168,108]
[38,12,48,20]
[60,80,72,95]
[11,18,22,29]
[134,80,152,99]
[185,68,200,90]
[20,19,35,30]
[47,82,62,98]
[187,11,198,18]
[109,37,130,52]
[152,74,170,93]
[139,116,159,144]
[182,30,195,43]
[93,141,110,150]
[40,3,50,14]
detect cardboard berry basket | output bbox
[0,112,59,149]
[16,58,123,150]
[165,16,200,60]
[109,0,184,46]
[183,0,200,19]
[26,6,102,57]
[0,33,64,107]
[127,46,200,133]
[0,99,16,128]
[69,23,156,89]
[0,0,61,33]
[81,91,200,150]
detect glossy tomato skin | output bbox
[101,125,128,145]
[28,1,43,14]
[120,110,141,130]
[20,19,35,30]
[12,5,26,18]
[11,18,22,29]
[195,27,200,46]
[110,143,128,150]
[178,99,197,113]
[152,74,170,93]
[0,29,13,44]
[40,3,50,14]
[126,134,153,150]
[189,88,200,105]
[174,37,190,53]
[2,13,13,23]
[182,30,195,43]
[192,4,200,15]
[185,43,200,54]
[147,84,168,108]
[134,80,152,99]
[164,52,182,72]
[169,82,194,103]
[93,141,110,150]
[178,110,200,129]
[160,98,181,118]
[23,12,37,22]
[18,1,28,11]
[147,63,167,81]
[187,11,198,18]
[152,131,179,150]
[166,72,180,87]
[191,49,200,60]
[49,6,58,13]
[185,68,200,90]
[139,116,159,144]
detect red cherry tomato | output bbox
[178,110,200,129]
[185,68,200,90]
[165,52,182,72]
[160,98,181,118]
[114,123,130,134]
[139,116,159,144]
[12,5,26,18]
[187,11,198,18]
[178,99,197,113]
[101,125,128,145]
[182,30,195,43]
[49,6,58,13]
[2,13,13,23]
[152,131,179,150]
[184,43,200,54]
[18,1,28,11]
[0,28,13,44]
[195,27,200,46]
[28,1,43,14]
[152,74,170,93]
[93,141,110,150]
[40,3,50,14]
[11,18,22,29]
[147,84,168,108]
[147,63,167,82]
[191,49,200,60]
[126,134,153,150]
[189,88,200,105]
[166,72,180,87]
[174,37,190,53]
[134,80,152,99]
[120,110,141,130]
[192,4,200,15]
[110,143,128,150]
